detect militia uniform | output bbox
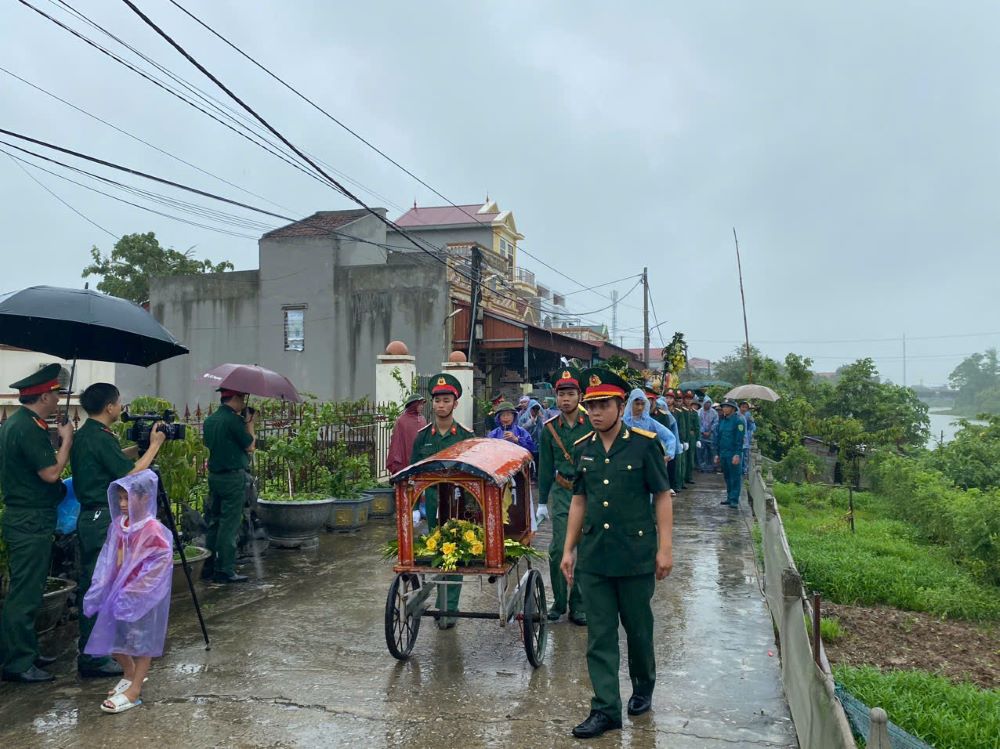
[203,392,254,581]
[571,369,671,736]
[537,368,589,624]
[715,400,746,507]
[69,418,133,676]
[0,365,66,681]
[407,373,474,627]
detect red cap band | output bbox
[430,384,459,397]
[19,379,61,396]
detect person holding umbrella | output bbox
[70,382,168,679]
[201,389,256,584]
[0,364,75,683]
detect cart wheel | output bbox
[385,573,421,660]
[522,569,548,667]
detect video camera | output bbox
[121,408,187,450]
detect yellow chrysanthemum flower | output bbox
[425,537,438,551]
[471,541,484,556]
[441,542,457,556]
[463,530,477,543]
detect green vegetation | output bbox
[773,483,1000,621]
[804,615,845,643]
[834,665,1000,749]
[948,348,1000,416]
[929,414,1000,491]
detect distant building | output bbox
[1,347,114,411]
[626,349,711,373]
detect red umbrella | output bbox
[200,363,303,402]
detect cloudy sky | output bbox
[2,1,997,385]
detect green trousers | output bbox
[578,571,656,722]
[76,507,114,669]
[685,437,696,481]
[546,485,584,615]
[206,471,247,576]
[0,507,55,674]
[425,486,461,619]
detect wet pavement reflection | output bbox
[0,473,796,747]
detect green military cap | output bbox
[494,400,517,414]
[551,367,583,391]
[403,393,426,407]
[721,399,739,410]
[428,372,462,398]
[579,367,630,403]
[10,363,65,395]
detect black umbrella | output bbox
[0,285,188,366]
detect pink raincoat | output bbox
[83,470,173,657]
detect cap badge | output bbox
[436,377,445,386]
[589,374,602,386]
[561,370,571,379]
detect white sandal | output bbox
[108,676,147,696]
[101,692,142,714]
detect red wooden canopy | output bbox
[391,438,532,485]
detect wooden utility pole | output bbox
[642,266,650,366]
[733,228,752,383]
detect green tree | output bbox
[949,349,1000,414]
[712,344,783,387]
[932,415,1000,491]
[83,232,234,304]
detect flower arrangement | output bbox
[382,519,544,571]
[661,332,688,389]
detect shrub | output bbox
[773,444,825,483]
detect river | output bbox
[927,408,984,447]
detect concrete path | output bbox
[0,473,797,748]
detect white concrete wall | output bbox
[0,348,115,408]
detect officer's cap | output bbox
[580,368,629,403]
[10,363,65,396]
[428,372,462,399]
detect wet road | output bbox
[0,473,797,748]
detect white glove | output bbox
[696,440,702,449]
[683,442,689,451]
[535,504,550,523]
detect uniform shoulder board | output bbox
[416,422,432,433]
[573,431,594,446]
[455,421,474,434]
[543,414,559,425]
[631,427,657,439]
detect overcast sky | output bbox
[2,1,997,386]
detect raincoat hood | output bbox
[109,469,160,533]
[702,398,713,408]
[626,388,651,421]
[656,396,668,411]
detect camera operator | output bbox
[69,383,167,680]
[201,388,255,584]
[0,364,74,683]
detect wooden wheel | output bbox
[385,573,421,660]
[522,569,548,667]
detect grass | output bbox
[773,483,1000,621]
[834,665,1000,749]
[804,615,846,643]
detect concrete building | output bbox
[0,347,114,411]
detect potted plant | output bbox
[365,483,396,520]
[35,577,77,633]
[326,443,376,533]
[256,406,336,549]
[171,544,211,599]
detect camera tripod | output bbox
[151,465,210,649]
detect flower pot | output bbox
[171,546,210,599]
[36,577,77,634]
[364,487,396,520]
[326,496,372,533]
[257,498,337,549]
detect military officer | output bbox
[714,400,745,507]
[408,373,474,629]
[0,364,74,683]
[665,390,686,492]
[536,368,589,626]
[70,382,167,678]
[562,368,673,739]
[681,390,699,484]
[202,389,256,583]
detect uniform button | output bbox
[603,479,609,485]
[602,501,609,507]
[638,530,644,536]
[604,458,610,464]
[603,522,610,529]
[627,465,632,470]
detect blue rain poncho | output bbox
[625,389,677,458]
[656,396,681,451]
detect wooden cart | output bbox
[385,439,548,666]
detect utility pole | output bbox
[611,289,619,344]
[642,267,650,366]
[468,246,482,363]
[733,228,752,383]
[902,333,907,387]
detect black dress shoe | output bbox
[199,562,215,581]
[34,654,57,667]
[2,665,55,683]
[569,611,587,626]
[627,694,652,716]
[546,610,563,622]
[213,571,248,584]
[572,710,621,738]
[78,661,125,678]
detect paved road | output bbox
[0,472,797,748]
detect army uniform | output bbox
[572,369,672,730]
[667,393,686,491]
[69,418,134,674]
[407,373,474,626]
[715,400,746,507]
[203,400,253,577]
[0,367,65,679]
[537,369,589,622]
[682,393,698,484]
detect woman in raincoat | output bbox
[624,388,678,461]
[83,469,173,714]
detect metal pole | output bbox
[642,267,650,367]
[733,228,752,383]
[811,592,822,666]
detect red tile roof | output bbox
[262,209,370,239]
[394,204,498,228]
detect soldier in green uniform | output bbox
[0,364,74,683]
[202,389,256,583]
[562,368,674,739]
[535,368,589,625]
[407,373,474,629]
[70,382,166,678]
[682,391,699,485]
[666,390,686,491]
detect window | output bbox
[283,307,305,351]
